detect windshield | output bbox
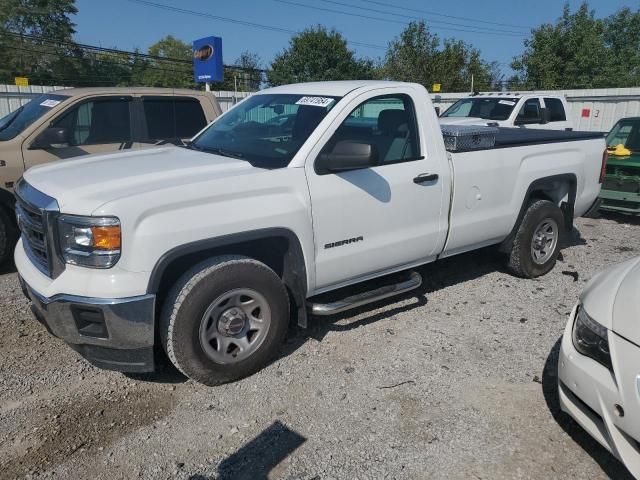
[607,119,640,151]
[191,93,339,169]
[441,97,518,121]
[0,93,69,141]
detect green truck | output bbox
[599,117,640,215]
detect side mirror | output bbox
[316,140,378,174]
[31,127,69,149]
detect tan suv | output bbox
[0,87,222,264]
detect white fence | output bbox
[3,84,640,133]
[433,87,640,132]
[0,85,252,117]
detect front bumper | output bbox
[20,276,156,373]
[558,306,640,477]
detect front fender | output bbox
[92,167,316,293]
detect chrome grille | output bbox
[16,199,48,272]
[14,178,63,278]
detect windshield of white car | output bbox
[0,93,69,141]
[441,98,518,121]
[190,93,340,168]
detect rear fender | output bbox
[499,174,576,253]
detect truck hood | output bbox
[439,117,501,127]
[580,256,640,343]
[23,146,258,214]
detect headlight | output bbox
[572,305,612,370]
[58,215,121,268]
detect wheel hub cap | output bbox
[217,308,247,336]
[198,288,272,365]
[531,219,558,265]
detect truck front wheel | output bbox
[0,207,18,266]
[507,200,565,278]
[159,255,289,385]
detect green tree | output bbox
[234,50,262,90]
[142,35,193,88]
[267,26,375,85]
[381,21,499,92]
[602,7,640,88]
[0,0,82,85]
[510,3,640,89]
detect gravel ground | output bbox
[1,214,639,480]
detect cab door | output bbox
[542,97,572,130]
[22,96,134,169]
[304,89,447,291]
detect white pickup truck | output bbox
[15,81,605,385]
[439,93,573,130]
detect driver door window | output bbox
[51,97,132,146]
[23,96,133,169]
[322,94,420,165]
[516,98,542,124]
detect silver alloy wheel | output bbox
[199,288,271,364]
[530,218,559,265]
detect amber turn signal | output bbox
[91,225,121,250]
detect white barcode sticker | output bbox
[295,96,334,107]
[498,100,516,106]
[40,99,61,108]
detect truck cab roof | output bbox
[262,80,417,97]
[47,86,213,98]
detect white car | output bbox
[440,93,573,131]
[559,256,640,476]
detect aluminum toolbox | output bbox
[440,125,499,152]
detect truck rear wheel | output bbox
[159,255,289,386]
[507,200,565,278]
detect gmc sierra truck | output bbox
[14,81,606,386]
[0,87,222,265]
[440,93,573,131]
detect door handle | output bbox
[413,173,439,184]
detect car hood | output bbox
[580,256,640,342]
[439,116,502,126]
[23,146,259,215]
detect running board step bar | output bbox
[308,271,422,316]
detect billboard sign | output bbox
[193,36,223,83]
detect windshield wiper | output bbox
[194,145,245,159]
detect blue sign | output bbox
[193,36,223,83]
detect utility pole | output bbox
[470,74,474,94]
[234,75,238,104]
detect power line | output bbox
[318,0,527,35]
[125,0,387,50]
[275,0,526,37]
[360,0,533,30]
[10,44,194,77]
[4,31,267,74]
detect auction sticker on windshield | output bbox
[40,99,61,108]
[499,100,516,106]
[296,96,334,108]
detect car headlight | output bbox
[58,215,121,268]
[572,305,612,370]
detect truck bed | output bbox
[493,128,604,149]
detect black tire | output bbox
[507,200,565,278]
[0,206,18,266]
[159,255,289,386]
